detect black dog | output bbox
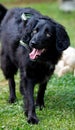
[0,4,70,124]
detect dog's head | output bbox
[21,16,70,60]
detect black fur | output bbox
[0,4,70,124]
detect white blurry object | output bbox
[59,0,75,12]
[54,47,75,77]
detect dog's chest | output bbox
[26,61,54,82]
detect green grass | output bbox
[0,1,75,130]
[1,71,75,130]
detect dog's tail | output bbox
[0,4,7,24]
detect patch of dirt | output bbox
[0,80,8,86]
[15,0,55,3]
[1,0,56,6]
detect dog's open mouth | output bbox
[29,48,45,60]
[19,40,45,60]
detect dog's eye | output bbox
[33,30,37,34]
[46,33,51,37]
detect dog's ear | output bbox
[0,4,7,24]
[22,17,38,43]
[56,24,70,52]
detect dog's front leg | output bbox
[22,78,39,124]
[8,76,16,103]
[36,82,47,110]
[26,79,39,124]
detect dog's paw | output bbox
[8,97,16,103]
[27,115,39,124]
[35,99,45,110]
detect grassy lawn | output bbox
[0,1,75,130]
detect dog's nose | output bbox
[31,41,36,45]
[30,40,36,47]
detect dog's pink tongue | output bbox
[29,48,42,60]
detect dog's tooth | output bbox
[42,49,45,52]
